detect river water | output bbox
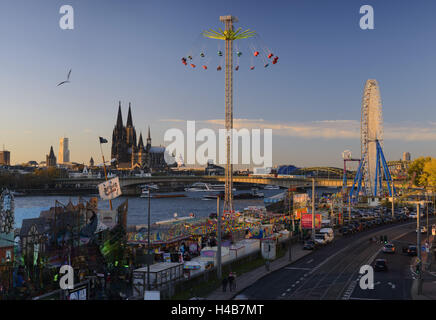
[13,189,285,228]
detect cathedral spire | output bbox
[147,126,151,145]
[116,101,123,128]
[138,132,144,149]
[127,102,133,127]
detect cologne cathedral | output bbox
[111,102,167,170]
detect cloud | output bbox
[158,118,436,141]
[159,118,187,123]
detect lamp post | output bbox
[312,178,315,241]
[216,195,222,279]
[417,203,422,295]
[147,188,151,291]
[391,182,395,219]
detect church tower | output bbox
[111,101,129,164]
[126,102,137,155]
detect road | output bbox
[238,218,435,300]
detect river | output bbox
[13,189,286,228]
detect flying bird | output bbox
[57,69,71,86]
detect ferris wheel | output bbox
[361,79,384,196]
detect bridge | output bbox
[55,175,405,195]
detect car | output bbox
[416,226,427,233]
[314,233,328,245]
[319,228,334,242]
[340,226,350,235]
[373,259,388,271]
[382,243,395,253]
[407,245,417,256]
[303,240,315,250]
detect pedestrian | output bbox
[228,273,234,292]
[222,277,228,292]
[231,272,237,291]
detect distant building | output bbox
[46,146,57,167]
[89,157,95,167]
[58,137,70,164]
[0,150,10,166]
[205,160,224,176]
[402,152,411,162]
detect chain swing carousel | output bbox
[181,27,279,73]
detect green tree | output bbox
[422,158,436,189]
[408,156,432,186]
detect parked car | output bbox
[303,240,315,250]
[340,226,350,235]
[374,259,388,271]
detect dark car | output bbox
[374,259,388,271]
[340,226,350,235]
[303,240,315,250]
[407,245,417,256]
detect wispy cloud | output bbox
[205,119,359,139]
[159,118,436,141]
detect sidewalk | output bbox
[411,236,436,300]
[207,242,311,300]
[411,278,436,300]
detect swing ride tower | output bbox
[203,16,256,212]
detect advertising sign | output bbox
[68,287,87,300]
[301,214,322,229]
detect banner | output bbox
[98,177,122,200]
[301,214,322,229]
[293,193,309,204]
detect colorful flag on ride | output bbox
[98,177,122,200]
[99,137,108,144]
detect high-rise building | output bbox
[58,137,70,164]
[0,150,10,166]
[402,152,411,162]
[46,146,57,167]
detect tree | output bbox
[422,158,436,189]
[408,157,432,186]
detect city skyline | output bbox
[1,0,436,167]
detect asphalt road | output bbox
[238,217,435,300]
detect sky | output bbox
[0,0,436,168]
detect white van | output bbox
[319,228,334,243]
[314,233,328,245]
